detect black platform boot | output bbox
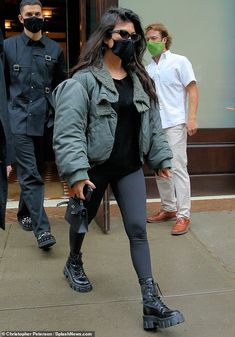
[140,278,185,330]
[63,253,93,292]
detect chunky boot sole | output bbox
[143,311,185,330]
[38,237,56,249]
[63,265,93,293]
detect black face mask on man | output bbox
[23,17,44,33]
[111,39,135,65]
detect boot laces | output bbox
[146,282,170,311]
[145,281,163,297]
[72,256,87,277]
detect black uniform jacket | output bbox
[4,32,66,136]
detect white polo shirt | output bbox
[146,50,196,129]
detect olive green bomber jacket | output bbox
[53,64,172,187]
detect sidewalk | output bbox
[1,205,235,337]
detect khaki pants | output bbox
[156,124,191,219]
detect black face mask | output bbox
[111,39,135,65]
[23,17,44,33]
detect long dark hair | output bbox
[70,7,157,103]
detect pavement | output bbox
[1,202,235,337]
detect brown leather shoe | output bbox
[147,210,177,223]
[171,217,190,235]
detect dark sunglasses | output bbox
[111,29,141,42]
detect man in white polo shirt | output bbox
[145,23,199,235]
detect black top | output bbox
[100,74,141,176]
[4,32,66,136]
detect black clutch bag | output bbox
[64,195,88,233]
[57,185,93,234]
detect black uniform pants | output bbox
[14,134,51,237]
[70,167,153,281]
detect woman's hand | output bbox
[157,168,172,178]
[72,179,96,200]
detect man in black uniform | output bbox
[0,28,13,231]
[4,0,66,248]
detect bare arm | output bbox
[186,81,199,136]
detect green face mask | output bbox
[147,41,164,57]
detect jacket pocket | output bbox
[87,117,114,162]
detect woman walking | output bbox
[53,7,184,331]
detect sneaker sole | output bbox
[38,238,56,249]
[171,225,190,235]
[20,225,33,231]
[143,312,185,330]
[63,266,93,293]
[147,217,176,223]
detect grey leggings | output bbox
[69,167,152,281]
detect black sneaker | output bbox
[18,216,33,231]
[37,231,56,249]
